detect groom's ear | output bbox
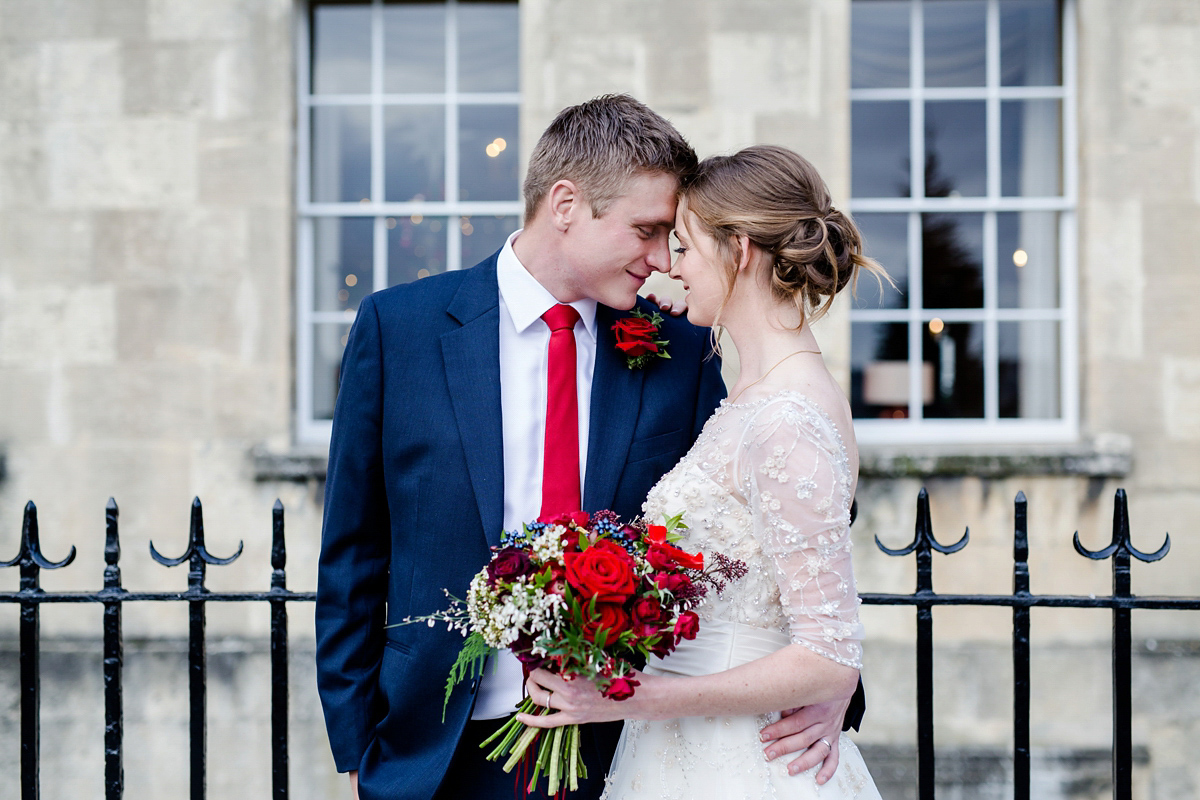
[548,179,581,232]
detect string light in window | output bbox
[485,137,508,158]
[928,318,945,335]
[1013,249,1029,268]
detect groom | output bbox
[316,94,860,800]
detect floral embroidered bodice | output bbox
[642,390,864,669]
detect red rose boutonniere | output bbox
[612,308,671,370]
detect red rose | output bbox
[630,596,664,638]
[603,674,640,701]
[486,547,535,586]
[541,562,567,595]
[565,545,636,602]
[582,602,631,647]
[654,572,692,594]
[646,525,669,545]
[539,510,591,529]
[646,542,705,571]
[612,317,660,358]
[673,611,700,643]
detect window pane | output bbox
[924,0,986,87]
[852,0,910,89]
[383,2,446,93]
[314,217,373,312]
[458,2,519,92]
[997,211,1058,309]
[385,105,445,201]
[311,106,372,203]
[314,322,353,420]
[1001,0,1061,86]
[459,105,519,201]
[851,322,914,418]
[922,212,983,309]
[1000,321,1060,418]
[923,320,984,418]
[925,101,986,197]
[461,214,519,268]
[853,213,909,309]
[312,3,372,94]
[387,215,447,284]
[852,101,911,198]
[1001,99,1061,197]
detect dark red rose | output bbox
[612,317,660,358]
[566,545,636,602]
[539,510,591,528]
[486,547,534,586]
[646,542,705,571]
[581,602,631,647]
[648,637,674,658]
[630,596,664,638]
[541,562,567,595]
[602,674,640,701]
[673,611,700,643]
[654,572,693,594]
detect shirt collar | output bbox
[496,230,598,340]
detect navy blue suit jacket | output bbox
[315,252,726,799]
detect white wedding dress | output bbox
[602,391,881,800]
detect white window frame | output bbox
[295,0,523,443]
[849,0,1078,446]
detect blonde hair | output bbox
[680,145,888,326]
[523,94,697,221]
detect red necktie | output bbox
[540,303,582,519]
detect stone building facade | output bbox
[0,0,1197,797]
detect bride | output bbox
[518,145,885,799]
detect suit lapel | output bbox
[441,260,505,548]
[583,305,645,512]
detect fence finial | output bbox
[0,500,77,570]
[1073,488,1170,563]
[876,487,969,557]
[150,497,244,568]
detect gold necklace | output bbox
[728,349,822,405]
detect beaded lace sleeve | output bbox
[734,397,864,669]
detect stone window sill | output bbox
[859,434,1133,479]
[251,434,1133,483]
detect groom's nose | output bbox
[646,233,671,273]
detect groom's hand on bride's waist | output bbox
[759,696,851,786]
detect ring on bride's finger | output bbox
[819,737,832,752]
[546,689,553,708]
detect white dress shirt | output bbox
[472,230,598,720]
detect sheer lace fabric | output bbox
[642,391,864,668]
[601,391,878,799]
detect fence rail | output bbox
[2,489,1198,800]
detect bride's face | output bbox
[669,208,729,328]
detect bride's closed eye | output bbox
[673,246,688,255]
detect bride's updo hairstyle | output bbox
[679,144,883,325]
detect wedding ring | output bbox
[819,737,833,753]
[546,689,554,708]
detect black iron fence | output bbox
[1,489,1197,800]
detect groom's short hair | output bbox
[523,94,697,222]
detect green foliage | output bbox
[443,632,495,722]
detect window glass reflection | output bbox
[997,212,1058,309]
[383,2,446,93]
[385,106,445,202]
[853,213,909,309]
[315,217,373,313]
[999,321,1059,418]
[924,0,986,87]
[311,105,372,203]
[459,105,519,201]
[852,101,910,198]
[314,322,353,419]
[1001,0,1061,86]
[922,321,984,418]
[462,215,520,268]
[922,213,983,309]
[312,3,372,94]
[851,0,910,89]
[1001,99,1061,197]
[458,2,519,92]
[925,101,986,197]
[851,322,914,419]
[388,215,447,285]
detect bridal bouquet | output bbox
[398,510,746,795]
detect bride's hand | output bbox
[644,292,687,317]
[759,696,850,785]
[516,668,630,728]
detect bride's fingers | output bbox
[781,731,838,778]
[813,738,841,786]
[762,720,822,760]
[515,710,574,729]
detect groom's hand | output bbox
[644,292,687,317]
[759,696,851,785]
[347,769,359,799]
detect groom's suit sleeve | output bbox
[315,294,392,773]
